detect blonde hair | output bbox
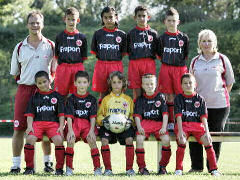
[197,29,218,54]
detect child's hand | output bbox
[159,127,166,135]
[137,125,145,136]
[57,126,64,137]
[67,130,75,144]
[178,131,187,144]
[87,130,96,142]
[204,132,212,144]
[26,127,34,135]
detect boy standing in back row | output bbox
[127,6,158,101]
[157,7,189,130]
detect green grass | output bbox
[0,138,240,179]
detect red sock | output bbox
[136,148,146,169]
[167,102,174,123]
[176,144,186,170]
[24,144,34,168]
[65,147,74,169]
[91,148,101,170]
[55,146,65,169]
[101,145,111,170]
[159,145,171,167]
[126,144,134,170]
[205,145,218,171]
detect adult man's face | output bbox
[27,15,44,36]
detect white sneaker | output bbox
[94,167,102,176]
[103,169,113,176]
[66,166,73,176]
[126,169,136,176]
[211,170,221,176]
[175,170,183,175]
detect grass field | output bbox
[0,138,240,179]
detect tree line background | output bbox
[0,0,240,130]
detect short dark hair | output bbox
[101,6,118,27]
[27,10,44,24]
[165,7,179,19]
[181,73,195,84]
[65,7,79,17]
[35,71,49,82]
[134,5,148,16]
[107,71,127,92]
[75,71,90,82]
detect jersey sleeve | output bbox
[96,97,108,126]
[57,94,65,117]
[10,43,21,76]
[174,95,182,118]
[128,97,134,122]
[126,32,131,55]
[152,31,159,58]
[24,96,35,118]
[159,94,168,115]
[54,35,60,59]
[222,54,235,86]
[65,96,75,119]
[90,31,97,55]
[183,34,189,60]
[133,98,143,120]
[89,97,97,119]
[157,35,163,59]
[81,36,88,60]
[199,97,208,121]
[121,32,127,55]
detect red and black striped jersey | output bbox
[65,93,97,121]
[25,90,65,122]
[134,92,168,121]
[174,93,208,123]
[55,30,88,64]
[91,27,127,61]
[157,31,189,66]
[127,25,158,60]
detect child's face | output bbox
[111,76,123,94]
[102,11,117,29]
[135,10,149,27]
[36,76,50,92]
[64,14,79,31]
[74,77,89,95]
[181,77,196,95]
[142,77,156,95]
[199,34,215,54]
[164,15,179,33]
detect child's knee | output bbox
[52,135,63,146]
[125,137,133,145]
[161,135,170,146]
[136,135,144,145]
[101,138,109,146]
[26,135,37,145]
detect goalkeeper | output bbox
[96,71,135,176]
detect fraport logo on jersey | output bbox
[109,108,127,115]
[155,101,161,107]
[99,44,120,50]
[76,40,82,46]
[144,109,159,117]
[60,46,80,53]
[76,110,88,116]
[134,42,151,49]
[37,105,55,113]
[182,110,197,117]
[194,101,200,108]
[116,36,122,43]
[163,47,182,54]
[85,102,91,108]
[51,98,57,104]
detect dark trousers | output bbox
[189,107,230,170]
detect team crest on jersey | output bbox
[51,97,57,104]
[123,102,128,108]
[76,40,82,46]
[105,132,109,136]
[14,120,19,127]
[155,101,161,107]
[179,40,184,47]
[116,36,122,43]
[148,35,153,42]
[85,102,91,108]
[194,101,200,108]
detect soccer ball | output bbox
[108,114,127,134]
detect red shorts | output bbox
[158,64,188,94]
[14,84,37,131]
[54,63,84,96]
[29,121,60,141]
[92,60,123,92]
[174,122,205,144]
[136,120,168,140]
[128,58,156,89]
[64,118,98,143]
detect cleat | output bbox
[66,166,73,176]
[188,169,203,173]
[10,166,21,174]
[55,169,64,175]
[158,166,167,175]
[23,167,35,175]
[94,167,102,176]
[44,162,54,173]
[126,169,136,176]
[175,170,183,175]
[138,167,150,175]
[103,169,113,176]
[211,170,221,176]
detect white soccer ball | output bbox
[108,114,127,134]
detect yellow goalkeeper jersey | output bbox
[97,92,134,126]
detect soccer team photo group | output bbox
[1,0,239,179]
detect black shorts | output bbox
[98,126,135,145]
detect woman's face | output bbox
[199,34,215,54]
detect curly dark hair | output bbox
[107,71,127,92]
